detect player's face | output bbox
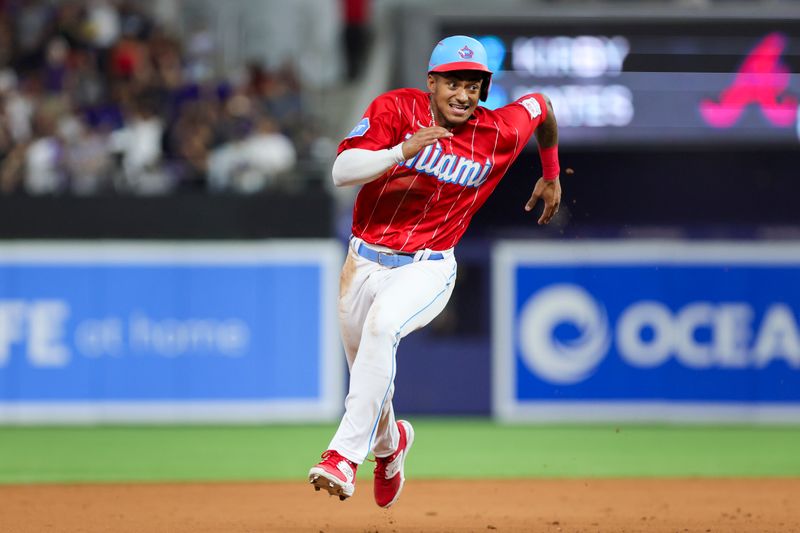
[427,72,483,128]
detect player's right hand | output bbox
[401,127,453,159]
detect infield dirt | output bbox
[2,478,798,532]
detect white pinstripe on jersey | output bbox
[422,119,481,248]
[376,172,420,245]
[448,122,515,249]
[430,119,498,249]
[375,96,424,246]
[364,96,417,234]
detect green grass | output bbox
[1,419,799,484]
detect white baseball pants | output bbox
[328,237,457,463]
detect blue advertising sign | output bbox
[493,241,800,423]
[0,241,343,423]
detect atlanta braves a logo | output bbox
[397,135,492,188]
[458,45,474,60]
[700,32,797,128]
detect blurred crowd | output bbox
[0,0,320,196]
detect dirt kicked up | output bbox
[2,478,798,532]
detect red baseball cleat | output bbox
[373,419,415,508]
[308,450,358,501]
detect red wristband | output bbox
[539,144,560,181]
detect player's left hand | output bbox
[525,177,561,225]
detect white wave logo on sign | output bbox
[518,284,610,384]
[516,285,800,385]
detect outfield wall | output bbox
[0,241,344,424]
[492,240,800,423]
[3,239,799,424]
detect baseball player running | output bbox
[309,35,561,507]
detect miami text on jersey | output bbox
[398,137,492,188]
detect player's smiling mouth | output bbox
[449,103,470,115]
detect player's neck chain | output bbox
[428,95,462,133]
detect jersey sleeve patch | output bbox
[346,117,370,139]
[518,97,542,120]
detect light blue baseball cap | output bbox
[428,35,492,101]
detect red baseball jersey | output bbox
[339,88,548,252]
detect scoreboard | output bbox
[401,8,800,147]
